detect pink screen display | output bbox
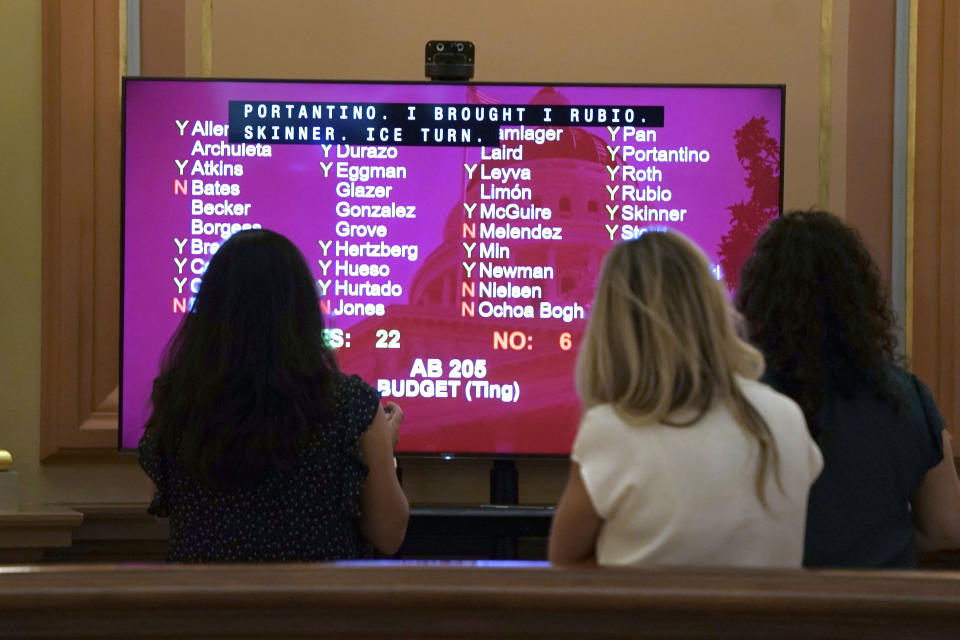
[121,79,783,455]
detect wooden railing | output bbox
[1,563,960,639]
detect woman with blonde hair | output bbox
[548,231,822,567]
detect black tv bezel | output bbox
[118,76,787,460]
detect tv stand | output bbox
[488,459,520,557]
[489,459,519,505]
[400,504,554,560]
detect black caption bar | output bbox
[228,102,665,147]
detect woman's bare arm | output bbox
[359,404,409,554]
[548,461,602,566]
[913,431,960,551]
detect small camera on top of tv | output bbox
[425,40,474,82]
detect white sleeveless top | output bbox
[573,377,823,567]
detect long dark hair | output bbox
[735,210,899,423]
[145,229,338,488]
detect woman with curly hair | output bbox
[736,210,960,567]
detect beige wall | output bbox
[3,0,856,509]
[204,0,845,214]
[0,0,42,505]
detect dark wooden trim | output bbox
[2,564,960,639]
[0,508,83,564]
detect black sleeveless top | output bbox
[138,373,380,562]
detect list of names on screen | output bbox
[121,81,783,454]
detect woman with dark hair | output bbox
[736,210,960,567]
[138,229,408,561]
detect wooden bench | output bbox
[1,563,960,639]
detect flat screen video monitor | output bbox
[120,78,784,456]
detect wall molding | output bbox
[41,0,123,460]
[818,0,833,208]
[912,0,959,429]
